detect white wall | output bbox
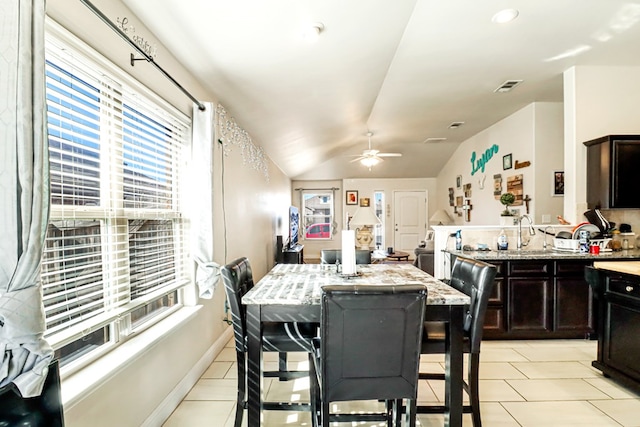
[435,102,564,225]
[563,65,640,224]
[46,1,292,426]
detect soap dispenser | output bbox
[497,229,508,251]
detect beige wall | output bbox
[46,1,292,426]
[435,102,564,225]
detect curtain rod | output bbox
[79,0,206,111]
[294,187,340,191]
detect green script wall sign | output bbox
[470,144,499,176]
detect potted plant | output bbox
[500,192,516,216]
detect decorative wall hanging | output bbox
[346,190,358,205]
[462,199,473,222]
[216,104,269,181]
[503,153,513,170]
[359,198,370,207]
[448,187,455,206]
[477,174,486,190]
[523,194,532,214]
[515,160,531,169]
[456,175,462,189]
[506,174,524,206]
[553,171,564,196]
[470,143,499,175]
[493,174,503,199]
[454,196,464,216]
[463,183,472,198]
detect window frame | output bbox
[301,191,334,241]
[43,20,193,373]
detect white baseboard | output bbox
[141,327,233,427]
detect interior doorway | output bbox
[393,190,427,255]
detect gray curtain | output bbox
[0,0,53,397]
[191,102,220,299]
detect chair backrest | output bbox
[320,249,371,264]
[320,284,427,403]
[221,257,254,353]
[449,257,497,353]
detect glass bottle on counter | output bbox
[455,230,462,250]
[611,230,622,251]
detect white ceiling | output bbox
[122,0,640,180]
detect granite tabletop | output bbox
[242,263,470,306]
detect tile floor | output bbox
[163,339,640,426]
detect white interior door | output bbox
[393,191,427,254]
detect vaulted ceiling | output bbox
[123,0,640,180]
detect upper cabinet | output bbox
[584,135,640,209]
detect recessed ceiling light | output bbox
[423,137,447,143]
[448,122,465,129]
[492,9,519,24]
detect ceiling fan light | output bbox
[360,157,380,168]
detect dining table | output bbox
[242,262,471,427]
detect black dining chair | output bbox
[320,249,372,265]
[311,284,427,427]
[0,359,64,426]
[418,256,496,427]
[221,257,318,427]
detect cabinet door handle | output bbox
[626,286,634,292]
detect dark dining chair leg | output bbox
[468,353,482,427]
[408,398,418,427]
[278,352,288,381]
[308,353,319,427]
[446,305,465,427]
[321,400,330,427]
[234,351,246,427]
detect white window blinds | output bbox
[42,33,191,347]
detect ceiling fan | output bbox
[349,132,402,169]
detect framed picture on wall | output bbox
[360,197,370,207]
[553,171,564,196]
[346,190,358,205]
[456,175,462,189]
[503,154,513,170]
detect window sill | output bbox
[61,305,202,408]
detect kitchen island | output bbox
[588,261,640,391]
[446,249,640,339]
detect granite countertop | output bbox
[594,261,640,276]
[446,248,640,261]
[243,263,470,306]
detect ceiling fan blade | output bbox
[349,156,366,163]
[378,153,402,157]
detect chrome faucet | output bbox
[517,214,536,249]
[542,225,553,250]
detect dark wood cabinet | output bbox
[483,262,505,337]
[481,259,593,339]
[554,260,594,334]
[508,261,553,335]
[281,245,304,264]
[591,270,640,391]
[584,135,640,209]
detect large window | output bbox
[302,192,334,240]
[42,27,190,369]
